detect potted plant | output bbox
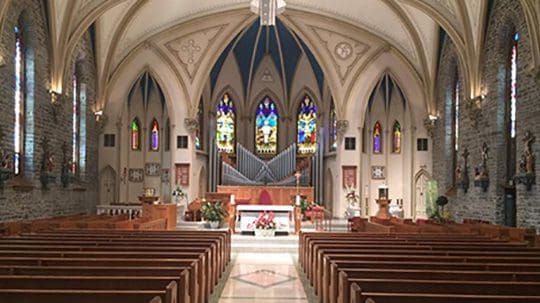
[200,201,228,229]
[250,211,277,237]
[430,195,450,223]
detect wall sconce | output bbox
[466,95,484,127]
[49,90,63,122]
[94,110,103,121]
[423,114,438,137]
[94,110,107,134]
[49,89,63,104]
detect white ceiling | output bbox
[44,0,494,110]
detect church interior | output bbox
[0,0,540,302]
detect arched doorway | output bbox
[413,169,431,219]
[99,165,116,205]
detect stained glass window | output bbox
[150,118,159,151]
[14,22,25,176]
[195,100,203,150]
[373,121,382,154]
[297,95,317,154]
[392,121,401,154]
[216,93,235,153]
[72,74,80,174]
[131,117,141,150]
[510,32,518,139]
[255,96,278,154]
[330,101,337,151]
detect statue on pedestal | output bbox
[520,131,535,175]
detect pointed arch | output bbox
[131,117,141,151]
[255,95,279,154]
[149,118,159,151]
[195,98,204,150]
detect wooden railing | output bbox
[96,205,142,219]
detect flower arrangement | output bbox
[172,186,187,202]
[345,185,360,207]
[250,211,277,230]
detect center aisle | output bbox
[215,234,313,303]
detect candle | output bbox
[230,194,235,205]
[295,195,301,206]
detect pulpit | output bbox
[375,199,392,219]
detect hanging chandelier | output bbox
[250,0,286,26]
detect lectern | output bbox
[375,185,392,219]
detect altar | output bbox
[236,204,294,234]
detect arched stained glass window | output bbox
[255,96,278,154]
[131,117,141,150]
[329,101,337,151]
[14,21,25,176]
[150,118,159,151]
[216,93,235,153]
[297,95,317,154]
[392,121,401,154]
[373,121,382,154]
[72,73,80,174]
[195,100,203,150]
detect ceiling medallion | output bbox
[335,42,353,60]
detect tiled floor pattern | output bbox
[218,252,310,303]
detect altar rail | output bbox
[96,205,142,219]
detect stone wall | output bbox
[433,0,540,231]
[0,0,98,221]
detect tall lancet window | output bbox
[216,93,235,153]
[150,118,159,151]
[13,21,25,176]
[506,31,519,181]
[373,121,382,154]
[71,74,79,174]
[392,120,401,154]
[329,101,337,151]
[510,32,518,139]
[255,96,278,154]
[131,117,141,150]
[297,95,317,154]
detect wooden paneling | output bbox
[142,204,177,230]
[217,186,314,205]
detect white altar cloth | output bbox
[236,205,294,233]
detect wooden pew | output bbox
[351,282,540,303]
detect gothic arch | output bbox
[413,168,431,220]
[211,85,244,119]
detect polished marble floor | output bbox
[218,252,310,303]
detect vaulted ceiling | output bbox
[1,0,539,116]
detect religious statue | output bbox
[0,146,12,171]
[475,142,489,180]
[41,140,54,174]
[519,131,535,175]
